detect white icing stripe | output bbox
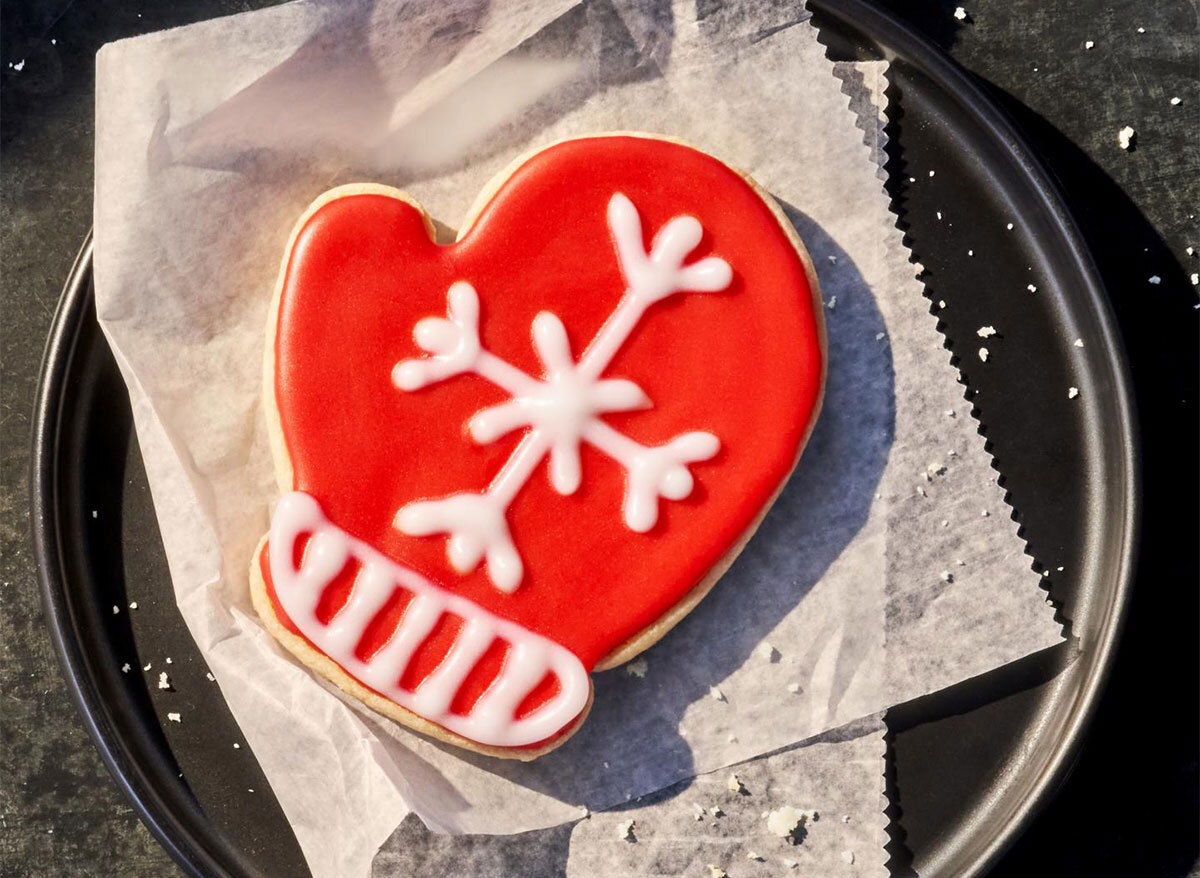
[391,193,730,591]
[269,492,589,748]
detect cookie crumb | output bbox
[626,657,648,678]
[167,712,182,723]
[1068,386,1079,399]
[727,774,748,795]
[157,672,171,691]
[709,686,726,703]
[616,819,636,842]
[978,347,990,362]
[766,807,811,843]
[977,325,997,338]
[757,641,781,663]
[842,850,856,865]
[1118,126,1136,150]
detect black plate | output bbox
[31,1,1137,875]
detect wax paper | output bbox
[93,1,1061,875]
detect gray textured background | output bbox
[2,1,1197,876]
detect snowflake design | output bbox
[391,193,733,592]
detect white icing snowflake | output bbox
[391,193,732,592]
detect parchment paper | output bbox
[370,715,887,877]
[94,1,1061,875]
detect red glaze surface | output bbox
[268,136,823,684]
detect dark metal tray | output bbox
[31,1,1137,875]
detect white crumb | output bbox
[1006,223,1014,230]
[1170,96,1181,106]
[1027,283,1038,292]
[842,814,851,823]
[940,570,954,583]
[766,807,811,843]
[977,325,997,338]
[165,657,173,664]
[1118,125,1136,150]
[157,672,171,691]
[937,299,946,308]
[710,805,725,817]
[828,255,837,264]
[925,462,946,480]
[112,606,119,615]
[842,850,856,865]
[1073,338,1083,347]
[981,509,990,517]
[1084,40,1095,49]
[875,331,886,341]
[707,867,727,878]
[746,851,765,861]
[206,672,215,682]
[1148,275,1161,285]
[92,510,98,519]
[128,601,138,610]
[826,296,837,310]
[945,409,956,417]
[782,858,799,869]
[956,558,966,566]
[233,743,241,749]
[727,774,747,794]
[121,663,131,674]
[167,712,182,723]
[1068,386,1079,399]
[757,641,781,662]
[978,347,990,362]
[929,170,936,177]
[1190,273,1199,286]
[616,819,636,841]
[968,249,975,257]
[142,662,152,671]
[1136,26,1145,33]
[709,686,726,702]
[625,657,648,678]
[786,682,802,694]
[936,211,943,220]
[954,6,967,20]
[941,520,949,528]
[1188,246,1196,256]
[693,803,707,821]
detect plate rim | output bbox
[29,3,1139,875]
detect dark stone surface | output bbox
[1,1,1196,876]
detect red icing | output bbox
[266,136,822,721]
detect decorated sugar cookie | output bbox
[251,134,825,759]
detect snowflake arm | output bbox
[391,193,733,592]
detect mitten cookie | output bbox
[251,134,825,759]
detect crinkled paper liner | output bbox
[93,1,1061,875]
